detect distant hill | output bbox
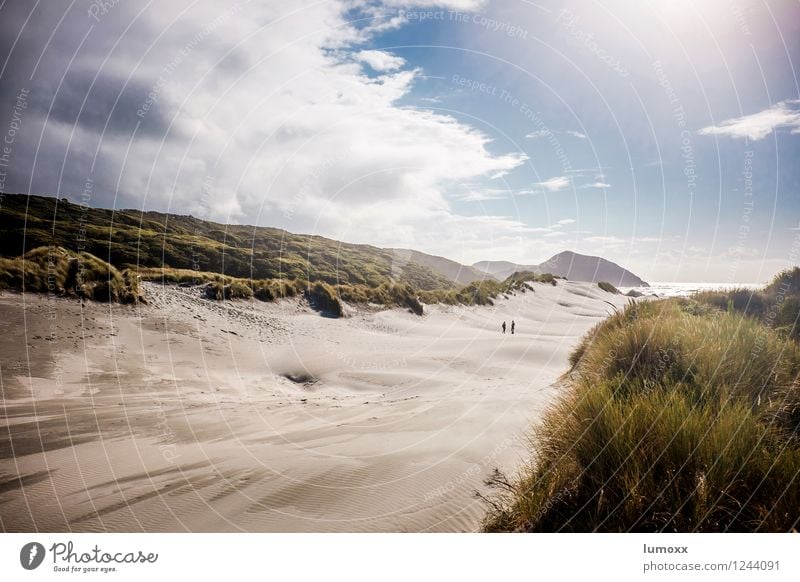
[471,260,519,279]
[541,251,648,286]
[392,249,496,286]
[474,250,648,287]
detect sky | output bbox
[0,0,799,282]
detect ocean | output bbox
[619,282,763,298]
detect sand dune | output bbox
[0,280,627,532]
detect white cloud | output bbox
[566,167,607,174]
[554,218,576,226]
[533,176,571,192]
[452,187,509,202]
[525,129,552,138]
[356,49,406,72]
[697,100,800,140]
[5,0,528,255]
[579,181,611,189]
[723,246,760,259]
[527,129,587,139]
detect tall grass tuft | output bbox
[0,246,143,303]
[305,281,344,318]
[483,297,800,532]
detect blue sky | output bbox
[1,0,799,281]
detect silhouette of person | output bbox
[511,320,515,335]
[502,321,506,334]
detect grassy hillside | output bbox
[0,193,454,290]
[0,194,565,314]
[483,270,800,532]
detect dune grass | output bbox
[305,281,344,318]
[136,265,553,316]
[692,268,800,341]
[1,194,566,315]
[416,272,549,307]
[482,297,800,532]
[0,246,143,303]
[2,245,558,317]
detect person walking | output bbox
[501,321,506,334]
[511,320,515,335]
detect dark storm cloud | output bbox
[0,1,175,199]
[0,1,260,198]
[46,66,173,138]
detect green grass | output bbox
[305,281,343,318]
[0,246,143,303]
[0,193,456,290]
[482,296,800,532]
[416,272,551,307]
[692,269,800,341]
[0,194,566,315]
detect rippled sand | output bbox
[0,281,626,532]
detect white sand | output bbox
[0,280,628,532]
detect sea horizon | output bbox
[620,281,764,297]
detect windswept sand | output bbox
[0,281,627,532]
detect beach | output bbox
[0,281,627,532]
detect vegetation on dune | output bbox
[598,281,621,294]
[415,272,556,307]
[137,267,304,300]
[305,281,344,318]
[0,246,144,303]
[483,295,800,532]
[337,282,424,315]
[0,195,563,314]
[0,194,454,290]
[693,268,800,341]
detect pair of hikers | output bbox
[501,320,515,335]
